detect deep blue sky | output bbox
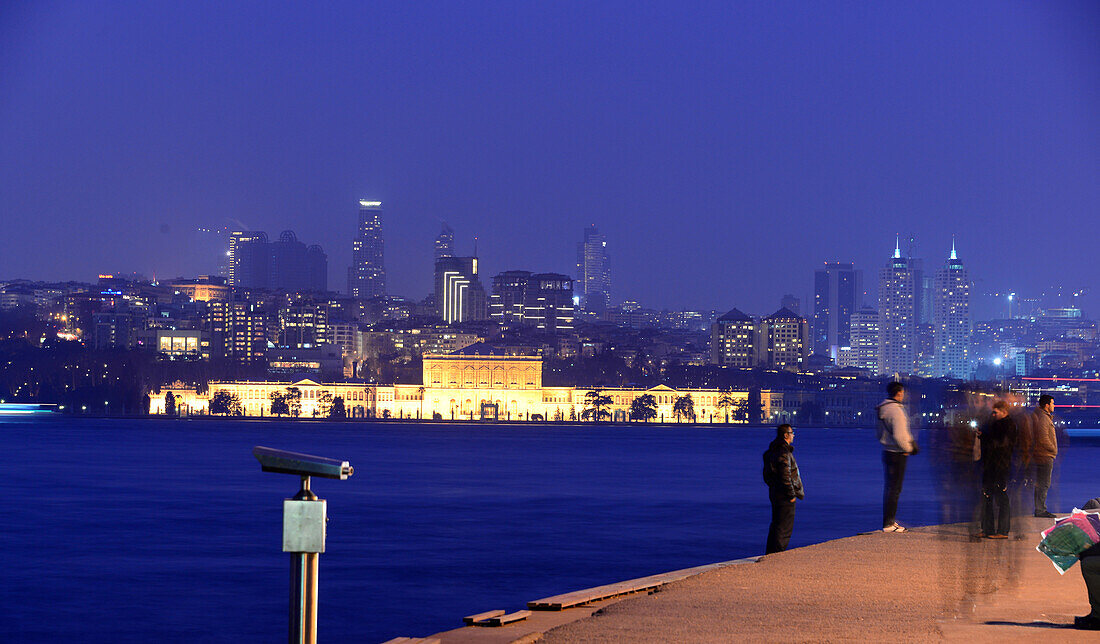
[2,1,1097,315]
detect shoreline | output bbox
[399,517,1094,643]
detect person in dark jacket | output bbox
[1075,497,1100,630]
[979,400,1017,538]
[763,424,804,554]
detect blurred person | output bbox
[1027,395,1059,518]
[1074,497,1100,630]
[763,424,803,554]
[979,400,1017,538]
[877,381,917,533]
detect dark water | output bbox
[1,417,1096,642]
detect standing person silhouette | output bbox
[877,381,917,533]
[979,400,1017,538]
[763,424,804,554]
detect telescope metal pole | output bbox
[289,475,319,644]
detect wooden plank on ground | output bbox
[463,609,505,625]
[527,557,761,610]
[482,610,531,626]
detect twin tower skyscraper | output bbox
[815,238,971,379]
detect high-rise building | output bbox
[877,239,919,376]
[780,294,801,316]
[206,300,268,362]
[434,256,488,323]
[709,307,809,372]
[277,300,329,349]
[813,262,862,359]
[576,225,610,313]
[933,240,971,378]
[490,271,533,327]
[761,307,810,372]
[348,200,386,298]
[270,230,327,292]
[847,306,879,372]
[490,271,575,333]
[434,222,455,262]
[227,231,269,288]
[710,308,758,368]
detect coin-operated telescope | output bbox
[253,446,353,644]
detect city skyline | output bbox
[1,2,1097,313]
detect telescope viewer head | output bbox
[253,446,353,480]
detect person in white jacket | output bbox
[877,381,917,532]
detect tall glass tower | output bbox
[933,239,971,378]
[434,222,455,262]
[576,224,610,313]
[348,200,386,298]
[812,262,862,359]
[877,238,919,376]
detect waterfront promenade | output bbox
[425,517,1097,643]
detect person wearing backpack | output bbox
[877,381,917,533]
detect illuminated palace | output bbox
[152,353,784,423]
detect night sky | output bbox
[2,1,1097,315]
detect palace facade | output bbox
[152,353,788,423]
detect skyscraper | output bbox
[576,225,610,313]
[761,307,810,372]
[933,240,971,378]
[227,231,269,288]
[812,262,862,359]
[270,230,328,292]
[434,222,455,262]
[348,200,386,298]
[490,271,575,333]
[434,256,488,323]
[710,308,758,368]
[877,238,919,376]
[848,306,880,373]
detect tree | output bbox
[328,396,346,419]
[317,391,333,417]
[629,394,658,422]
[269,390,289,416]
[716,387,736,423]
[732,398,750,422]
[164,391,176,417]
[569,405,577,422]
[673,394,695,423]
[581,388,613,422]
[285,387,302,417]
[209,390,239,416]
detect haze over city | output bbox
[2,1,1098,313]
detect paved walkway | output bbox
[426,517,1098,643]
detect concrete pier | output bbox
[420,517,1097,642]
